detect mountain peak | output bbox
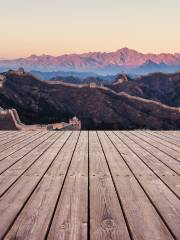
[0,48,180,74]
[116,47,137,54]
[144,60,157,65]
[27,54,38,59]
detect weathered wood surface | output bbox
[0,130,179,240]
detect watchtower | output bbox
[0,75,6,88]
[89,82,97,88]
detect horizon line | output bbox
[1,47,180,60]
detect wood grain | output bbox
[0,130,179,240]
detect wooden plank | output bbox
[0,131,71,239]
[160,131,180,142]
[47,131,88,240]
[88,131,130,240]
[135,131,180,161]
[107,131,180,240]
[0,131,9,136]
[0,130,179,240]
[99,131,175,240]
[118,131,180,197]
[0,132,54,175]
[0,132,58,196]
[162,130,180,139]
[128,131,180,174]
[0,131,31,147]
[147,131,180,147]
[0,131,19,137]
[0,131,39,152]
[0,131,18,140]
[143,131,180,153]
[0,131,45,162]
[4,131,80,240]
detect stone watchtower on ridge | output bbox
[69,116,81,130]
[7,68,25,76]
[89,82,97,88]
[0,75,6,88]
[16,68,25,75]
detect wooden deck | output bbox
[0,130,179,240]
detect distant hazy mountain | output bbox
[0,48,180,75]
[130,60,180,75]
[30,70,115,81]
[30,70,98,80]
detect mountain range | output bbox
[0,48,180,75]
[0,70,179,130]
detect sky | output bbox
[0,0,180,58]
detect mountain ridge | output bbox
[0,48,180,75]
[0,70,179,130]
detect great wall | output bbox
[0,67,138,98]
[0,107,81,131]
[0,108,43,130]
[46,78,120,95]
[46,78,180,112]
[0,70,128,131]
[0,69,180,130]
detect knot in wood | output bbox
[101,218,115,230]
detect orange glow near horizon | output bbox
[0,0,180,59]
